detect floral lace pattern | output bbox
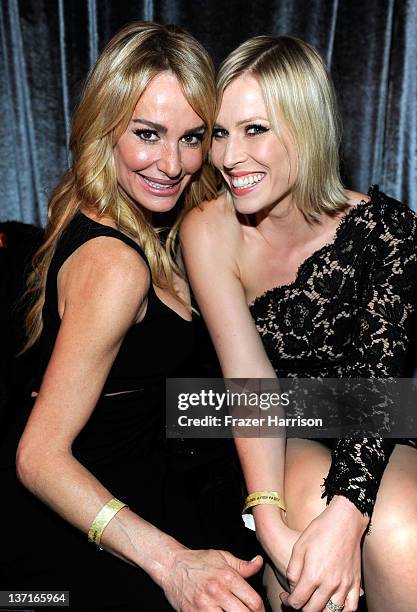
[250,186,417,516]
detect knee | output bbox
[365,501,417,563]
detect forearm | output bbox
[16,449,185,585]
[235,437,287,531]
[322,437,395,517]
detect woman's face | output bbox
[114,71,206,215]
[211,73,297,215]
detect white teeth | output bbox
[141,176,175,190]
[231,173,264,188]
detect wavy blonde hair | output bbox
[24,21,217,350]
[216,35,347,221]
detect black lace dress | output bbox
[249,186,417,516]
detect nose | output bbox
[156,142,182,179]
[222,133,246,169]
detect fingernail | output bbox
[251,555,259,562]
[360,588,365,596]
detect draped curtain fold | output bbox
[1,0,417,225]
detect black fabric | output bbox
[36,213,195,394]
[0,213,261,610]
[0,221,43,438]
[1,2,417,225]
[250,187,417,516]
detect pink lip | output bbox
[229,171,264,177]
[227,172,266,197]
[136,173,183,197]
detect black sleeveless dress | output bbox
[0,213,214,610]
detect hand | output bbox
[161,548,265,611]
[261,527,301,593]
[279,496,368,611]
[253,505,301,591]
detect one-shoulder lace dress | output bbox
[249,186,417,516]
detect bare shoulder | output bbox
[180,193,241,249]
[59,236,150,313]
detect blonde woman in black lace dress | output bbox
[181,36,417,612]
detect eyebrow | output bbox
[214,116,270,129]
[132,118,206,135]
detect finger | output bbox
[211,589,254,612]
[199,589,242,612]
[270,562,291,593]
[189,596,222,612]
[286,548,304,592]
[203,557,265,612]
[230,577,265,611]
[296,587,340,612]
[279,591,290,607]
[282,587,329,612]
[210,552,264,610]
[221,551,264,579]
[205,577,264,612]
[320,592,347,612]
[344,585,361,611]
[283,577,318,610]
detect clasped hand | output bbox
[161,548,265,611]
[264,499,367,611]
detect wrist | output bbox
[328,495,369,534]
[146,535,188,587]
[113,509,187,586]
[253,504,287,543]
[253,510,293,572]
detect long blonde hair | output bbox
[216,36,346,221]
[25,21,216,350]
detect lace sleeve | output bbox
[321,202,417,516]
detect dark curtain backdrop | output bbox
[1,0,416,225]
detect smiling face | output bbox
[114,71,206,215]
[212,73,297,215]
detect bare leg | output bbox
[262,441,417,612]
[263,439,331,611]
[362,444,417,612]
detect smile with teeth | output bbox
[140,175,181,190]
[230,173,264,189]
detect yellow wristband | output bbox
[88,498,128,548]
[242,491,286,514]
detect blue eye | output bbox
[246,124,269,136]
[134,129,159,142]
[212,128,228,139]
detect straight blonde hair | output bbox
[25,21,217,350]
[216,35,347,221]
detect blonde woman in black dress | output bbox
[181,36,417,612]
[1,23,264,611]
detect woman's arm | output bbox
[321,204,417,516]
[282,201,417,611]
[181,201,297,569]
[16,236,264,612]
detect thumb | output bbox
[222,551,264,577]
